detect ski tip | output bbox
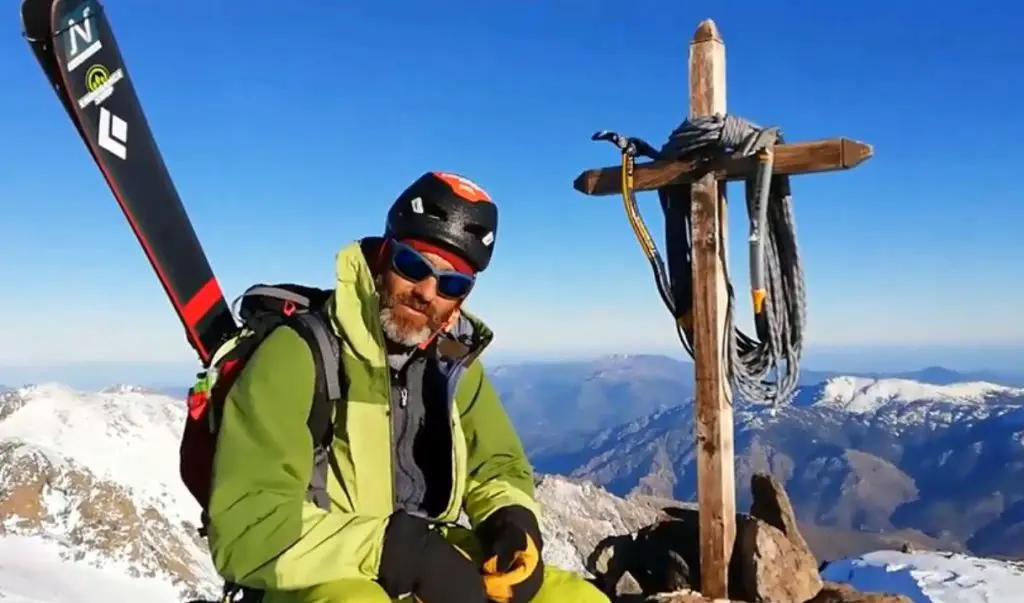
[21,0,53,42]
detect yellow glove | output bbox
[481,532,539,603]
[476,506,544,603]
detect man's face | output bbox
[378,245,468,347]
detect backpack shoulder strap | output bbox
[290,311,344,444]
[283,309,345,512]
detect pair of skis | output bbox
[20,0,237,366]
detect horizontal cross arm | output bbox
[573,137,873,196]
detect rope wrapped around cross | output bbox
[591,113,806,405]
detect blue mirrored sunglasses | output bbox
[390,242,475,299]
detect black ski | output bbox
[21,0,237,366]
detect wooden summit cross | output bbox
[572,19,872,599]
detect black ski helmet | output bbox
[385,171,498,272]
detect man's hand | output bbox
[476,505,544,603]
[378,510,488,603]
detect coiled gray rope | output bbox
[658,114,807,405]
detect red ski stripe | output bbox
[183,278,224,329]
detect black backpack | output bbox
[178,283,346,603]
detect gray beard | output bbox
[379,306,432,348]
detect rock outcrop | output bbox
[554,473,911,603]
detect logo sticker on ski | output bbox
[62,2,101,72]
[98,106,127,159]
[77,63,123,108]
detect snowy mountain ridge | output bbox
[800,376,1024,414]
[594,374,1024,435]
[0,382,221,602]
[0,382,203,528]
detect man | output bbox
[204,171,610,603]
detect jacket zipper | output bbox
[393,379,413,511]
[373,314,400,513]
[440,347,476,520]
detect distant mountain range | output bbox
[7,353,1024,560]
[487,354,1024,455]
[521,361,1024,558]
[489,354,691,454]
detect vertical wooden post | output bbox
[688,19,736,600]
[572,12,871,600]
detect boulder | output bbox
[590,472,910,603]
[731,473,822,602]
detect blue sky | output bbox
[1,1,1023,385]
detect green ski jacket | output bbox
[205,239,539,591]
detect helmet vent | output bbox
[463,222,489,238]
